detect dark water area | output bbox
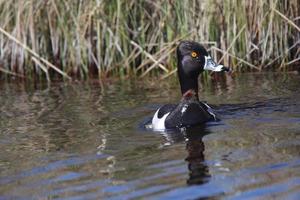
[0,73,300,199]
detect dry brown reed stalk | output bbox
[130,41,169,73]
[161,68,177,80]
[140,46,176,78]
[217,24,247,66]
[0,0,299,81]
[212,47,260,70]
[273,7,300,32]
[0,67,24,78]
[31,57,50,82]
[0,26,71,80]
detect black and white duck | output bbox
[152,41,230,131]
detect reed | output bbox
[0,0,299,81]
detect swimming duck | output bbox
[152,41,229,131]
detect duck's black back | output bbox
[165,99,215,129]
[157,104,177,118]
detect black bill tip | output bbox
[221,66,231,72]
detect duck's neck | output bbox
[177,66,199,100]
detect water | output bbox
[0,73,299,199]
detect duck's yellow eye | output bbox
[191,51,198,58]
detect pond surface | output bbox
[0,73,300,199]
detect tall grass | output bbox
[0,0,299,81]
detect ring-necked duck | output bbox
[152,41,230,131]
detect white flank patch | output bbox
[203,102,217,120]
[152,109,170,131]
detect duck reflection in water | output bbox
[159,125,211,186]
[184,126,210,185]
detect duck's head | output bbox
[177,41,229,96]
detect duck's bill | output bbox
[204,56,230,72]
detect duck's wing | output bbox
[165,101,215,129]
[199,102,217,120]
